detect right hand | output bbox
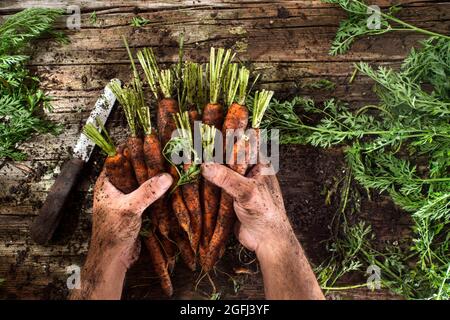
[201,163,295,254]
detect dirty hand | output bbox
[201,163,293,254]
[91,170,173,269]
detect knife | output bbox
[31,79,120,245]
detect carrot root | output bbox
[144,231,174,297]
[182,181,202,253]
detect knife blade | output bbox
[31,79,120,245]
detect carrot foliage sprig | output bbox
[163,111,200,189]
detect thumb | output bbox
[201,163,254,202]
[125,173,173,214]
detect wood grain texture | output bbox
[0,0,448,300]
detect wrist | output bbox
[255,221,299,261]
[89,235,137,270]
[73,246,127,300]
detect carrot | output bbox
[105,151,138,194]
[203,137,249,271]
[158,97,179,148]
[165,112,203,250]
[188,109,200,133]
[203,48,235,132]
[223,102,249,132]
[202,66,253,271]
[140,115,171,238]
[83,122,138,194]
[167,164,191,235]
[178,110,202,252]
[201,179,220,245]
[201,100,224,250]
[182,174,201,252]
[109,71,148,186]
[143,133,164,176]
[204,90,274,271]
[158,230,177,272]
[199,50,235,262]
[249,89,274,165]
[127,136,148,185]
[170,215,196,271]
[143,231,174,297]
[202,103,224,130]
[121,38,174,296]
[199,124,219,250]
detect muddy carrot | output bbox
[118,84,146,185]
[180,111,202,252]
[165,112,202,248]
[122,38,174,296]
[203,66,253,271]
[249,89,274,165]
[138,48,192,246]
[83,122,138,194]
[200,49,234,257]
[182,173,201,253]
[203,137,249,271]
[112,39,149,185]
[168,164,191,235]
[200,124,219,250]
[170,215,196,271]
[137,47,179,148]
[158,230,177,272]
[203,103,224,130]
[134,76,172,238]
[144,231,174,297]
[158,96,179,148]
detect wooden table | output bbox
[0,0,448,300]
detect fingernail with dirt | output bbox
[201,163,217,179]
[155,173,173,190]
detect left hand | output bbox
[91,170,172,269]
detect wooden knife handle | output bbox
[31,158,85,245]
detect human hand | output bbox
[201,163,324,300]
[91,170,172,269]
[201,163,294,255]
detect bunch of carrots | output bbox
[83,37,274,297]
